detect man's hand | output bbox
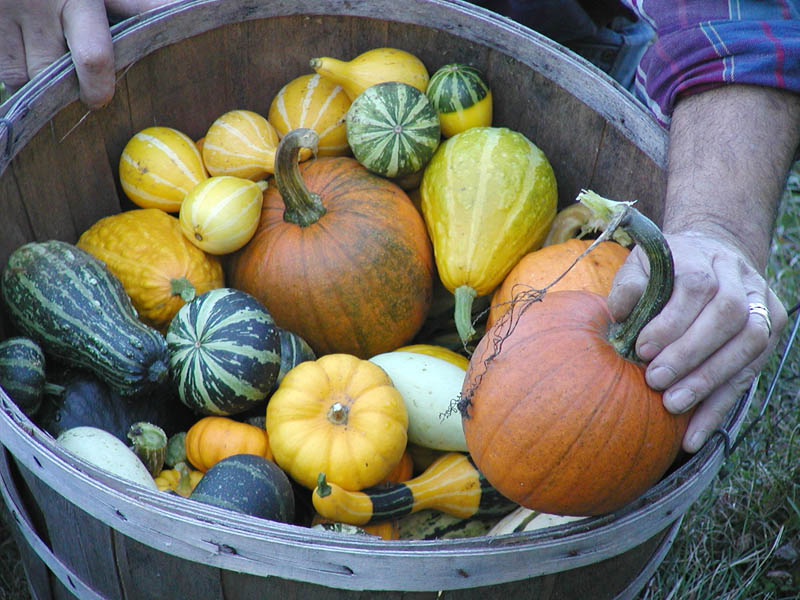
[0,1,174,109]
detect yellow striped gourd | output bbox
[119,126,208,212]
[420,126,557,344]
[268,73,351,157]
[202,110,280,181]
[179,176,266,255]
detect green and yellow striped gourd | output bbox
[426,63,492,138]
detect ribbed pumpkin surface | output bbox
[420,126,557,297]
[119,126,207,212]
[426,63,492,138]
[268,74,351,156]
[76,208,224,332]
[179,176,265,255]
[488,239,630,328]
[202,110,280,181]
[346,81,440,178]
[462,290,690,516]
[228,157,434,358]
[166,288,281,415]
[1,241,169,396]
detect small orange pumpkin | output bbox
[487,239,629,328]
[461,192,691,516]
[185,416,272,473]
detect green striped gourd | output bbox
[1,241,169,396]
[426,63,492,138]
[166,288,280,415]
[345,81,441,178]
[0,337,48,416]
[274,328,316,389]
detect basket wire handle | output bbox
[0,117,13,159]
[712,300,800,458]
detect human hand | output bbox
[607,231,786,453]
[0,1,174,109]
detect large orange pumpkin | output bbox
[461,192,691,516]
[487,239,630,328]
[228,129,434,358]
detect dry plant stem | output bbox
[274,128,325,227]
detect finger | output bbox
[680,364,758,453]
[606,246,648,322]
[0,22,28,90]
[62,0,116,109]
[18,9,69,81]
[642,256,746,388]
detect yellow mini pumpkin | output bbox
[202,109,281,181]
[266,354,409,490]
[76,208,224,331]
[268,73,351,157]
[119,126,208,212]
[154,462,204,497]
[179,176,266,255]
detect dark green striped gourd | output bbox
[189,453,295,522]
[274,328,316,389]
[345,81,440,178]
[1,241,169,396]
[0,337,48,415]
[166,288,280,416]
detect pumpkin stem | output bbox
[170,277,196,303]
[576,190,674,361]
[128,421,168,477]
[316,472,332,498]
[327,401,350,425]
[454,285,478,345]
[274,128,326,227]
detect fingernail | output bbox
[638,342,660,361]
[687,430,707,452]
[647,365,676,389]
[664,388,696,413]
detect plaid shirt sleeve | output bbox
[621,0,800,126]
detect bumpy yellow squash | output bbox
[420,126,557,344]
[76,209,224,332]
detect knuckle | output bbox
[72,46,114,76]
[677,269,718,300]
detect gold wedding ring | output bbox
[747,302,772,337]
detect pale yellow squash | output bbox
[268,73,351,156]
[420,126,557,344]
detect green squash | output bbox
[1,240,169,396]
[0,337,48,416]
[166,288,281,415]
[345,81,440,178]
[189,453,295,522]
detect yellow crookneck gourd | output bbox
[420,126,558,344]
[310,47,429,101]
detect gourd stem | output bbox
[316,472,332,498]
[327,401,349,425]
[577,190,674,361]
[454,285,478,345]
[274,128,326,227]
[170,277,196,303]
[128,421,168,477]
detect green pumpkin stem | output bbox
[454,285,478,346]
[274,128,326,227]
[170,277,196,303]
[316,472,332,498]
[576,190,674,361]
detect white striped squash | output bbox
[202,110,280,181]
[426,63,492,138]
[179,176,265,255]
[166,288,281,415]
[345,81,441,178]
[268,74,351,157]
[119,126,207,212]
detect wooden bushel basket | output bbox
[0,1,754,598]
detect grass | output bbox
[0,162,799,599]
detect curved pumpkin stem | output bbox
[274,128,326,227]
[454,285,478,345]
[577,190,674,361]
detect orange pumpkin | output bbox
[185,416,272,473]
[461,192,691,516]
[487,239,629,328]
[228,128,434,358]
